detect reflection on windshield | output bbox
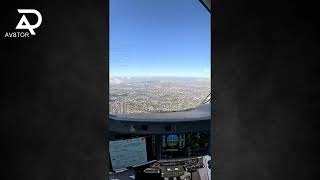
[109,77,210,115]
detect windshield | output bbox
[109,0,210,115]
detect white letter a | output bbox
[16,15,35,35]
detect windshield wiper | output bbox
[201,92,211,104]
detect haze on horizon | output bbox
[110,75,211,85]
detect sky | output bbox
[110,0,210,78]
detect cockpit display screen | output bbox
[109,137,147,170]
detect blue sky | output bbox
[110,0,210,78]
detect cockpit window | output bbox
[110,0,210,115]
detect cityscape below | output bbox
[109,76,211,115]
